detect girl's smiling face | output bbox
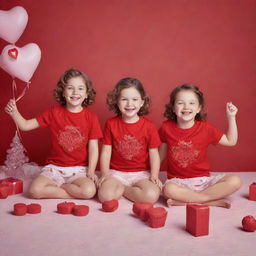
[63,76,87,112]
[117,87,144,123]
[173,90,201,128]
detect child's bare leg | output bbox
[163,182,209,203]
[97,177,124,202]
[29,175,73,199]
[199,175,241,201]
[61,177,96,199]
[202,199,231,208]
[124,179,161,203]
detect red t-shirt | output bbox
[36,106,102,167]
[159,120,223,179]
[102,116,161,172]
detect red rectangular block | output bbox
[0,178,23,195]
[249,183,256,201]
[186,204,209,237]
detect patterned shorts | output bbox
[109,170,150,186]
[40,164,88,186]
[165,174,226,192]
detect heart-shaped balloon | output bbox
[0,43,41,82]
[0,6,28,44]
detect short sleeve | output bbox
[158,123,167,143]
[36,108,52,127]
[102,120,112,145]
[88,113,103,139]
[147,122,161,148]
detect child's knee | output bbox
[163,182,177,198]
[80,185,96,199]
[29,185,43,199]
[227,175,242,191]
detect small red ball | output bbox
[242,215,256,232]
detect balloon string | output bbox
[16,81,30,102]
[11,78,29,149]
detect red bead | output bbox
[57,202,76,214]
[242,215,256,232]
[147,207,167,228]
[13,203,27,216]
[102,200,119,212]
[73,205,89,216]
[186,204,209,237]
[27,203,41,214]
[132,202,153,221]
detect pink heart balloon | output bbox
[0,43,41,82]
[0,6,28,44]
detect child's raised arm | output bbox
[218,102,238,146]
[5,99,39,131]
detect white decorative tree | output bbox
[2,132,29,178]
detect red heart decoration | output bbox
[8,48,18,59]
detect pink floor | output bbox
[1,172,256,256]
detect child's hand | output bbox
[226,102,238,118]
[5,99,18,116]
[96,174,109,188]
[86,172,98,183]
[149,176,163,190]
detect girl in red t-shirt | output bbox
[159,84,241,208]
[5,68,102,199]
[98,78,162,204]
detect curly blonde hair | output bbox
[107,77,150,116]
[54,68,96,107]
[164,84,207,122]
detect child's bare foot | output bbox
[203,199,231,209]
[166,198,186,207]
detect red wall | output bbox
[0,0,255,172]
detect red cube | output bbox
[102,200,119,212]
[147,207,168,228]
[0,178,23,195]
[186,204,209,237]
[0,184,10,199]
[249,183,256,201]
[132,202,153,221]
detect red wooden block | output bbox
[57,202,76,214]
[13,203,27,216]
[0,184,10,199]
[249,183,256,201]
[27,203,42,214]
[73,205,89,216]
[102,200,119,212]
[132,202,153,221]
[186,204,209,237]
[0,178,23,195]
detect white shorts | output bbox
[40,164,88,186]
[109,170,150,186]
[165,174,226,192]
